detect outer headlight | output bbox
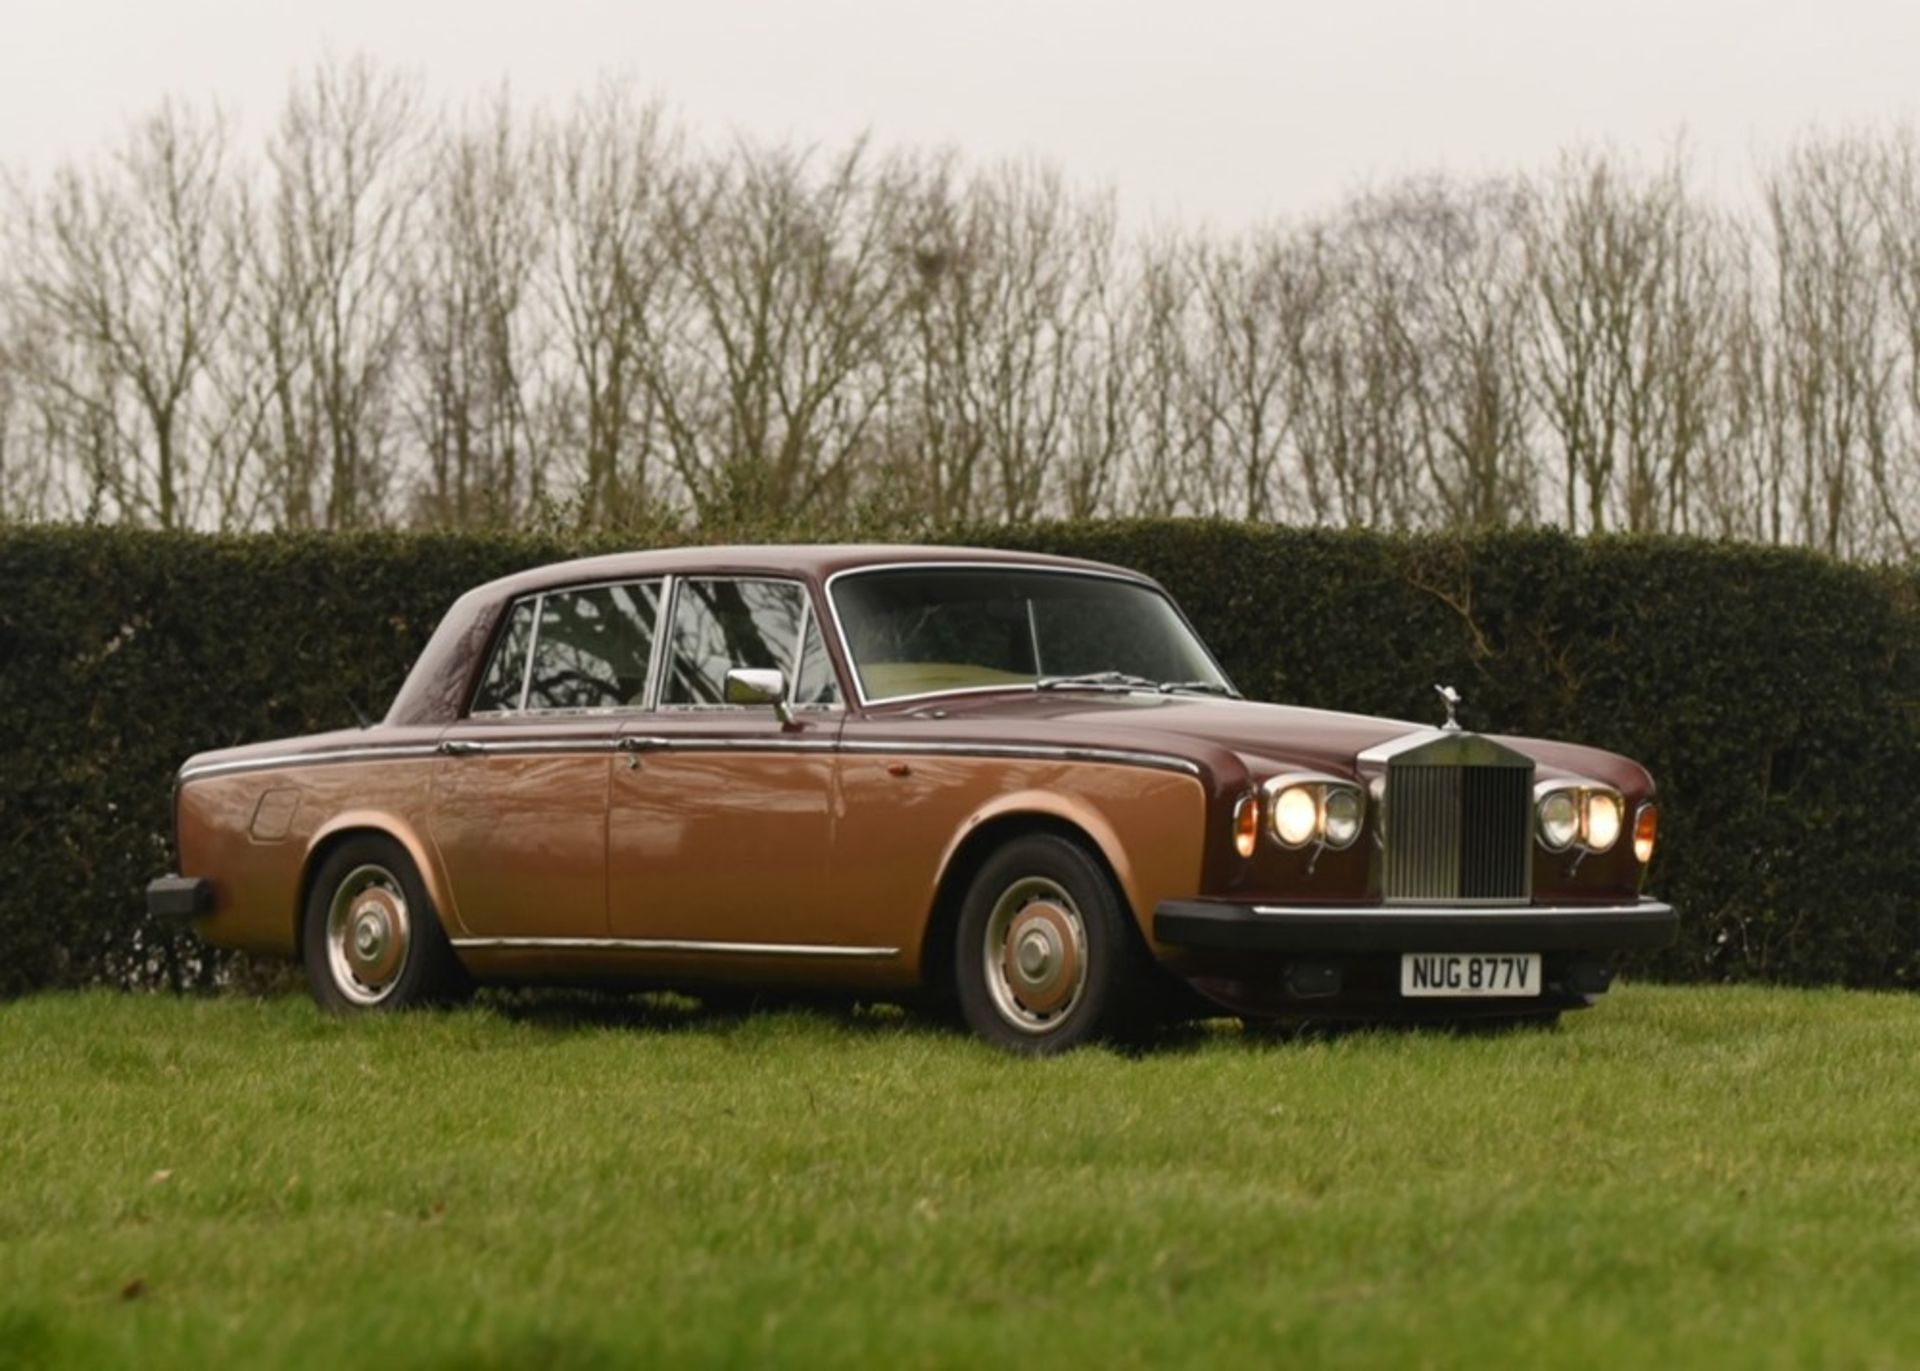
[1583,791,1622,852]
[1270,784,1320,848]
[1538,789,1579,850]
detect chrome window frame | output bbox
[464,577,669,719]
[823,561,1240,710]
[656,573,846,714]
[465,595,542,718]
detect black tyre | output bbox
[953,833,1154,1055]
[301,834,469,1013]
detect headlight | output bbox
[1270,784,1320,848]
[1633,803,1658,864]
[1322,787,1363,848]
[1537,782,1625,853]
[1583,792,1622,852]
[1538,789,1579,850]
[1265,777,1364,850]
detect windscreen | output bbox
[831,567,1230,702]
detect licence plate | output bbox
[1400,953,1541,998]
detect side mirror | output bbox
[723,667,795,727]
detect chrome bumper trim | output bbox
[450,936,900,959]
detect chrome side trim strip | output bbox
[839,739,1201,775]
[463,738,622,756]
[1249,899,1673,919]
[449,936,900,959]
[179,736,1201,781]
[178,745,442,781]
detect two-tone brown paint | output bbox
[169,543,1658,1011]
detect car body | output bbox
[147,544,1675,1051]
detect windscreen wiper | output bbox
[1157,680,1238,697]
[1035,671,1160,692]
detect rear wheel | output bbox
[953,833,1153,1055]
[302,835,469,1013]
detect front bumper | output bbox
[146,875,213,920]
[1154,897,1676,954]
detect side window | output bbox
[525,581,662,712]
[793,613,841,705]
[663,579,806,705]
[472,600,535,714]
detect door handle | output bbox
[438,739,484,757]
[618,735,668,769]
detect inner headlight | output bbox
[1538,790,1579,850]
[1584,792,1622,852]
[1322,787,1363,848]
[1271,785,1320,848]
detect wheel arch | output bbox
[919,798,1141,995]
[296,812,452,960]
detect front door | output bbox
[608,576,842,948]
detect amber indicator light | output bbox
[1233,795,1259,858]
[1633,804,1659,864]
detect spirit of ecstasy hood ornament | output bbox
[1434,684,1462,732]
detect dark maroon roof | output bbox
[464,543,1145,603]
[385,543,1150,727]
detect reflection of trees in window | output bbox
[525,581,660,710]
[793,618,840,704]
[665,579,804,704]
[472,601,535,712]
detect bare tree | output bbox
[402,89,543,528]
[1343,180,1537,530]
[1763,135,1898,557]
[641,138,907,523]
[1282,220,1421,529]
[1525,151,1731,536]
[1865,128,1920,558]
[1182,227,1310,520]
[6,100,240,528]
[535,86,677,528]
[8,59,1920,557]
[249,57,421,529]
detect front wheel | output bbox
[302,835,469,1013]
[953,833,1154,1055]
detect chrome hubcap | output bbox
[325,864,412,1006]
[983,876,1088,1033]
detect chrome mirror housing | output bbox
[723,667,794,725]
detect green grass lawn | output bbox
[2,985,1917,1369]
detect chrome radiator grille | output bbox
[1383,754,1533,904]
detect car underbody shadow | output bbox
[471,986,924,1037]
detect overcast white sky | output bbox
[4,0,1917,227]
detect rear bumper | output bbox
[1154,897,1676,954]
[146,875,213,920]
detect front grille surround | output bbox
[1375,732,1534,906]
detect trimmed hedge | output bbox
[2,521,1916,996]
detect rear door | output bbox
[429,580,664,939]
